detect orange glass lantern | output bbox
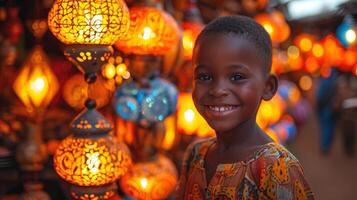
[48,0,129,45]
[120,154,178,200]
[115,6,180,56]
[255,11,290,44]
[13,45,59,114]
[177,93,214,137]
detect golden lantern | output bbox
[120,154,178,200]
[255,11,290,44]
[13,45,59,114]
[177,93,214,137]
[48,0,131,199]
[48,0,129,45]
[63,74,111,110]
[115,6,180,56]
[182,22,203,60]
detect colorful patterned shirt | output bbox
[175,138,314,200]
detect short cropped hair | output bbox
[195,15,272,74]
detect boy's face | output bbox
[192,33,275,133]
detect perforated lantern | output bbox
[120,154,177,200]
[53,105,132,199]
[48,0,129,45]
[115,6,180,56]
[13,45,59,113]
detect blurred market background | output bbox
[0,0,356,199]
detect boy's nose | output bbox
[208,85,229,97]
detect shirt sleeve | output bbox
[253,151,315,200]
[174,141,197,200]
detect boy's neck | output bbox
[215,117,271,152]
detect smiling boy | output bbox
[175,16,314,200]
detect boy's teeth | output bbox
[208,105,237,112]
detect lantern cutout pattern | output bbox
[115,6,180,56]
[13,45,59,114]
[54,106,132,199]
[48,0,129,45]
[48,0,132,199]
[120,154,178,200]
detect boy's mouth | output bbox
[205,105,239,112]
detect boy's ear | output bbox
[262,74,278,101]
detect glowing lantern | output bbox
[63,74,111,110]
[255,11,290,44]
[48,0,129,45]
[53,103,132,199]
[120,155,178,200]
[177,93,214,137]
[13,45,59,113]
[312,43,324,59]
[294,33,316,53]
[48,0,132,199]
[340,48,357,72]
[115,6,180,56]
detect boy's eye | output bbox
[195,74,212,81]
[230,74,245,81]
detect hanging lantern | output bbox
[182,22,204,60]
[48,0,129,45]
[115,6,180,56]
[255,11,290,44]
[48,0,132,199]
[13,45,59,114]
[120,154,178,200]
[63,74,111,110]
[177,93,214,137]
[53,106,132,199]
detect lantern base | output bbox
[70,183,118,200]
[64,45,113,74]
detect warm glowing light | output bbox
[312,43,324,58]
[120,155,177,200]
[345,29,356,44]
[162,116,175,150]
[102,63,116,79]
[115,7,180,56]
[13,46,58,112]
[287,45,300,59]
[177,93,214,137]
[257,94,286,129]
[255,11,290,44]
[48,0,130,45]
[116,63,127,76]
[299,75,312,91]
[182,22,204,60]
[54,136,132,186]
[263,23,274,34]
[184,109,195,122]
[305,56,319,73]
[140,178,148,189]
[122,71,131,79]
[300,38,312,52]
